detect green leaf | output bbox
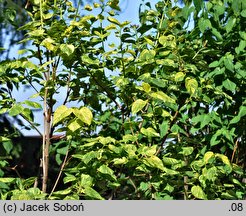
[193,0,203,11]
[163,167,179,175]
[140,127,160,138]
[191,185,207,200]
[222,79,236,92]
[73,151,98,164]
[223,54,234,72]
[40,38,56,51]
[131,99,147,114]
[108,144,122,154]
[123,144,137,158]
[159,121,169,138]
[23,100,42,109]
[138,145,157,156]
[81,55,99,65]
[198,18,212,33]
[157,59,176,67]
[142,82,151,93]
[63,174,76,184]
[0,178,15,183]
[236,40,246,54]
[179,147,194,156]
[209,61,220,68]
[143,156,165,171]
[99,136,116,145]
[212,28,223,41]
[241,9,246,17]
[9,104,24,116]
[162,157,180,166]
[73,107,93,125]
[191,114,211,129]
[28,29,45,37]
[112,157,128,165]
[0,136,10,142]
[68,119,81,132]
[60,44,75,56]
[84,4,93,11]
[107,16,121,26]
[52,188,72,196]
[159,35,176,48]
[107,0,120,11]
[84,187,104,200]
[185,77,198,96]
[150,91,175,103]
[122,134,138,143]
[2,141,13,154]
[53,105,72,126]
[203,167,218,182]
[225,17,236,33]
[238,106,246,118]
[215,154,231,166]
[203,151,215,164]
[81,174,93,187]
[97,165,117,181]
[174,72,185,82]
[164,183,174,193]
[139,49,156,61]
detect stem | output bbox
[184,156,189,200]
[42,87,51,193]
[231,138,239,163]
[20,113,43,137]
[49,141,71,199]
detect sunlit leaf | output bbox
[23,100,42,109]
[143,156,165,171]
[203,151,215,164]
[97,165,117,181]
[215,154,231,166]
[179,147,194,156]
[131,99,147,114]
[53,105,72,126]
[80,174,93,187]
[150,91,175,103]
[0,178,15,183]
[112,157,128,165]
[60,44,75,56]
[73,107,93,125]
[191,185,207,200]
[68,119,81,132]
[174,72,185,82]
[185,77,198,96]
[84,187,104,200]
[140,127,160,138]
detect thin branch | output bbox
[231,138,239,163]
[20,113,43,137]
[48,141,71,199]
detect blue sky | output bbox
[12,0,160,136]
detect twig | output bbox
[20,113,43,137]
[48,141,71,199]
[231,138,239,163]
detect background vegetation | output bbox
[0,0,245,200]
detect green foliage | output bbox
[0,0,245,200]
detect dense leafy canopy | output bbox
[0,0,245,200]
